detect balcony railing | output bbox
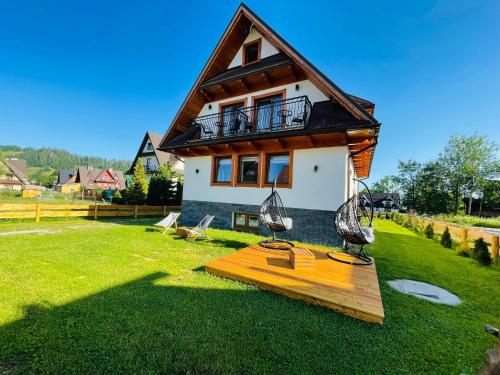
[186,95,312,143]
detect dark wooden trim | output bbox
[242,38,262,66]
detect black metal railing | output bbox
[187,95,312,142]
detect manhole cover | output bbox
[388,279,461,305]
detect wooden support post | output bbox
[491,236,498,263]
[462,228,468,241]
[163,205,167,216]
[134,205,138,219]
[94,202,98,220]
[35,203,41,223]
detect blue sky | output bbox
[1,0,499,182]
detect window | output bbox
[233,212,260,233]
[221,102,245,136]
[238,155,259,184]
[213,157,232,183]
[243,39,260,65]
[253,93,284,131]
[266,154,290,185]
[146,141,153,151]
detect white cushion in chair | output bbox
[361,227,375,243]
[263,214,292,230]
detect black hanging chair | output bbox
[328,179,375,265]
[259,180,294,250]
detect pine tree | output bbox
[147,163,176,205]
[424,224,434,239]
[125,162,148,204]
[440,227,452,248]
[175,175,183,204]
[473,238,492,266]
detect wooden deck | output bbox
[205,244,384,324]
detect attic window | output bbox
[243,39,261,65]
[146,141,153,151]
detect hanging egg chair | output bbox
[328,178,375,265]
[259,180,294,250]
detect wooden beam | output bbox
[185,147,200,156]
[287,65,296,80]
[246,140,260,151]
[238,78,250,92]
[260,72,272,86]
[217,84,230,96]
[199,89,213,101]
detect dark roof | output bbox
[200,54,292,89]
[127,131,183,175]
[57,169,76,185]
[75,166,125,189]
[360,192,400,207]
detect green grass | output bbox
[0,218,498,374]
[432,214,500,229]
[0,191,109,205]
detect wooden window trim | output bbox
[235,153,261,187]
[211,155,234,186]
[218,99,248,137]
[262,150,293,189]
[242,38,262,66]
[250,89,287,132]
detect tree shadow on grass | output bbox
[0,272,383,375]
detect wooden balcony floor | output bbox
[205,243,384,324]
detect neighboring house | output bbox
[158,4,380,245]
[0,158,29,191]
[22,185,45,198]
[361,192,400,213]
[55,169,80,193]
[75,166,125,193]
[128,131,184,183]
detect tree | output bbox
[473,238,492,266]
[125,162,148,204]
[38,174,57,188]
[371,176,400,194]
[147,164,176,205]
[424,224,434,239]
[0,158,6,177]
[440,227,452,248]
[480,179,500,214]
[175,175,183,204]
[396,160,421,212]
[438,134,499,215]
[414,161,452,214]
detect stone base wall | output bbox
[181,199,341,247]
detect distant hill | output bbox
[0,145,132,174]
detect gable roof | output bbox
[75,166,125,189]
[128,131,182,174]
[57,169,76,185]
[3,159,29,183]
[360,192,400,207]
[159,3,378,148]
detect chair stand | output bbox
[259,232,294,250]
[327,244,373,266]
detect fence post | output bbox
[35,203,41,223]
[163,205,167,216]
[94,202,98,220]
[134,205,138,219]
[491,236,499,263]
[462,228,468,242]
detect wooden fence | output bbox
[0,203,181,222]
[398,214,499,262]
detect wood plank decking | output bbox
[205,244,384,324]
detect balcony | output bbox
[186,96,312,143]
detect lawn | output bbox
[432,214,500,229]
[0,218,498,374]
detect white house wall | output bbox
[228,29,279,69]
[183,147,349,211]
[196,79,328,118]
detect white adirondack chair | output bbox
[154,212,181,234]
[185,215,214,240]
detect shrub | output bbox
[424,224,434,239]
[440,227,452,248]
[473,238,492,266]
[147,164,176,205]
[377,211,382,219]
[385,212,390,219]
[112,189,124,204]
[456,241,471,257]
[390,212,395,220]
[125,162,148,204]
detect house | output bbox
[158,4,380,245]
[74,166,125,194]
[361,192,400,213]
[128,131,184,183]
[54,169,80,193]
[0,158,29,191]
[22,184,46,198]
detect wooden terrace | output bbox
[206,243,384,324]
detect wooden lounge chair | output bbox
[154,212,181,234]
[185,215,214,240]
